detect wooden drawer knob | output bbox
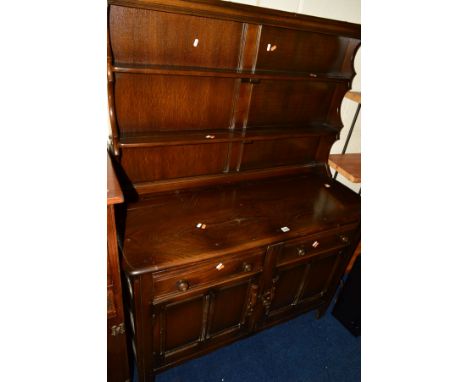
[176,280,189,292]
[297,247,306,257]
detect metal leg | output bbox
[341,103,361,154]
[333,102,361,181]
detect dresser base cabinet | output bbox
[107,1,361,381]
[121,175,360,381]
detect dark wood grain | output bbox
[122,174,360,275]
[261,248,344,327]
[107,32,120,157]
[247,80,346,128]
[120,143,230,183]
[107,2,361,380]
[109,5,244,68]
[133,162,327,195]
[114,73,238,134]
[239,137,321,171]
[277,229,354,267]
[152,273,259,371]
[238,23,261,71]
[107,172,129,382]
[112,63,351,81]
[108,0,361,38]
[118,125,337,148]
[152,249,264,301]
[256,26,355,76]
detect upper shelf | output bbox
[119,125,339,148]
[109,5,360,77]
[112,64,351,83]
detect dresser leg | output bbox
[142,370,154,382]
[135,361,154,382]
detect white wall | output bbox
[225,0,361,193]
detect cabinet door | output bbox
[152,276,258,368]
[262,249,344,326]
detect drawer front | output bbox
[278,230,354,266]
[153,250,264,299]
[109,6,244,69]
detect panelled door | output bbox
[258,235,351,328]
[152,275,259,368]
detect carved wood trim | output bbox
[340,39,360,77]
[200,293,211,341]
[158,308,166,357]
[107,18,120,157]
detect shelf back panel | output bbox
[109,5,244,69]
[114,73,238,134]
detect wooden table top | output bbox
[345,91,361,104]
[328,153,361,183]
[122,173,361,275]
[107,153,124,206]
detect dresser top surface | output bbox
[121,173,360,275]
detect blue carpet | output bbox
[139,310,360,382]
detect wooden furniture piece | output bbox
[107,1,361,381]
[328,152,361,183]
[329,90,361,272]
[329,90,361,184]
[107,154,130,382]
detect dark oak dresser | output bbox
[107,1,361,380]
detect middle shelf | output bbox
[118,125,339,148]
[112,64,351,83]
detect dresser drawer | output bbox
[278,230,354,266]
[153,250,264,299]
